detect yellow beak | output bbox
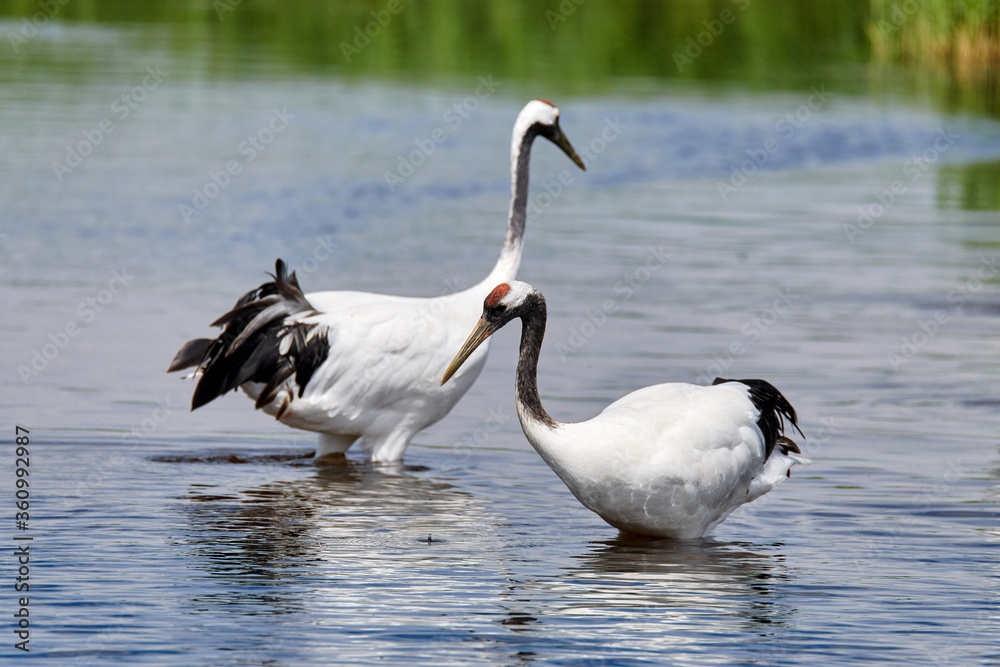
[441,318,494,385]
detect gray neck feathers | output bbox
[500,125,540,263]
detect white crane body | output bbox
[170,102,585,463]
[444,281,807,539]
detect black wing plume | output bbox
[168,259,330,413]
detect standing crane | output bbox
[442,281,806,538]
[169,101,585,463]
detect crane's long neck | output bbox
[515,295,557,429]
[485,125,539,286]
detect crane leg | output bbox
[314,433,357,465]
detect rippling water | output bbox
[3,17,1000,667]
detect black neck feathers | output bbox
[515,292,557,428]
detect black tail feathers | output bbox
[713,377,803,459]
[168,259,326,413]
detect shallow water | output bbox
[2,13,1000,667]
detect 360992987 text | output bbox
[13,426,31,653]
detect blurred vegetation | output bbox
[869,0,1000,116]
[2,0,996,112]
[939,159,1000,210]
[869,0,1000,66]
[1,0,994,103]
[0,0,870,92]
[1,0,998,209]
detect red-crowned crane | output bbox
[169,101,585,463]
[442,281,807,539]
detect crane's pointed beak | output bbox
[441,318,494,385]
[553,126,586,171]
